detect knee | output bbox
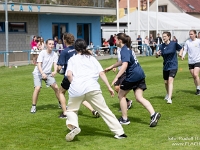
[114,86,120,93]
[34,86,41,93]
[193,74,199,79]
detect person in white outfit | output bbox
[180,30,200,95]
[65,39,127,142]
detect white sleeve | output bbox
[37,51,44,62]
[56,44,59,50]
[53,53,58,63]
[66,58,73,72]
[183,41,188,57]
[93,57,104,73]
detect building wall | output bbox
[0,13,38,62]
[38,14,101,46]
[149,0,183,13]
[119,7,136,18]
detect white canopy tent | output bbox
[102,11,200,43]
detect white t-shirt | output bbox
[32,50,58,75]
[117,47,121,70]
[66,54,104,97]
[183,38,200,64]
[56,44,63,50]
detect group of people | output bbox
[136,33,178,56]
[28,29,200,142]
[30,35,65,65]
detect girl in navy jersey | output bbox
[156,32,182,104]
[105,33,161,127]
[180,30,200,95]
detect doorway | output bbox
[52,23,68,39]
[77,23,91,45]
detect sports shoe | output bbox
[65,127,81,142]
[164,94,168,101]
[59,113,67,119]
[30,106,36,113]
[114,134,127,139]
[92,110,100,118]
[167,98,172,104]
[196,89,200,95]
[127,100,133,109]
[149,112,161,127]
[118,117,130,125]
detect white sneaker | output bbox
[66,127,81,142]
[30,106,36,113]
[164,94,168,101]
[167,98,172,104]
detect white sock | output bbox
[151,112,155,117]
[197,86,200,90]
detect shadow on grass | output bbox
[176,90,194,95]
[149,95,164,100]
[36,104,59,111]
[65,125,113,141]
[189,105,200,111]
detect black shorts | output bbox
[114,72,126,86]
[120,78,147,91]
[163,69,177,80]
[61,77,70,90]
[188,62,200,70]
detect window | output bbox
[9,22,27,32]
[124,8,128,15]
[158,5,167,12]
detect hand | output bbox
[108,87,115,97]
[181,57,185,61]
[111,77,118,86]
[42,73,47,80]
[51,71,57,77]
[112,68,117,73]
[104,66,113,73]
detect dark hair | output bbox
[163,32,171,40]
[75,39,91,56]
[63,33,75,45]
[117,33,131,49]
[190,30,197,34]
[46,39,54,45]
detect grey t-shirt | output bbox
[32,50,58,75]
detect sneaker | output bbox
[59,113,67,119]
[149,112,161,127]
[164,94,168,101]
[118,117,130,125]
[196,89,200,95]
[30,106,36,113]
[114,134,127,139]
[127,100,133,109]
[92,110,100,118]
[167,98,172,104]
[65,127,81,142]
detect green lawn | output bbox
[0,56,200,150]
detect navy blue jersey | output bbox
[57,46,76,72]
[120,45,145,82]
[159,41,182,71]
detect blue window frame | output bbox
[0,22,5,32]
[52,23,68,39]
[9,22,27,32]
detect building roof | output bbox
[171,0,200,13]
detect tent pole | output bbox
[127,0,130,36]
[117,0,119,33]
[147,0,149,38]
[156,0,158,35]
[138,0,140,36]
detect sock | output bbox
[151,112,155,117]
[32,104,36,106]
[197,86,200,90]
[126,98,129,102]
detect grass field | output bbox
[0,56,200,150]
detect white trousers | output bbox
[66,90,124,136]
